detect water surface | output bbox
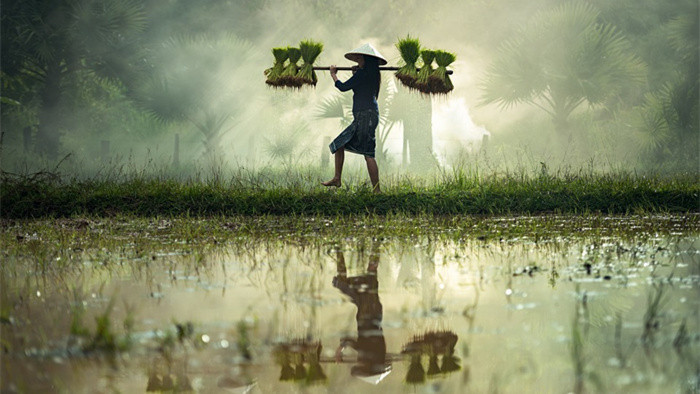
[2,216,698,393]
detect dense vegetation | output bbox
[2,170,697,218]
[1,0,697,174]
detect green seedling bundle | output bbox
[264,37,455,94]
[264,47,289,87]
[431,50,456,94]
[395,37,456,94]
[264,40,324,88]
[414,50,436,93]
[280,46,303,87]
[395,36,422,88]
[298,40,324,86]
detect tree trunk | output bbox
[35,61,63,160]
[403,95,437,171]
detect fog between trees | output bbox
[1,0,697,176]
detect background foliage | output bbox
[1,0,697,175]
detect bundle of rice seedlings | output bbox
[279,363,295,381]
[426,354,441,376]
[280,47,302,87]
[305,348,327,384]
[265,47,289,87]
[414,50,435,94]
[440,338,461,373]
[405,354,426,384]
[297,40,323,86]
[395,36,421,89]
[440,354,461,373]
[431,50,456,94]
[293,361,306,381]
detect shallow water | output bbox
[2,217,699,393]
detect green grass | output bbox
[1,170,698,218]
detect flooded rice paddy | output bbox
[1,215,699,393]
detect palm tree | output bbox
[387,82,437,169]
[133,35,255,161]
[637,10,699,167]
[480,2,646,134]
[1,0,147,159]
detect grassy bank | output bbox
[1,171,698,218]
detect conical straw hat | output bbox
[353,369,392,385]
[351,364,392,385]
[344,43,388,65]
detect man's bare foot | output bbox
[322,178,341,187]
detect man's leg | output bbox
[365,155,380,193]
[322,148,344,187]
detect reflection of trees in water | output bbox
[393,241,439,311]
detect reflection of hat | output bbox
[344,43,388,65]
[351,364,392,385]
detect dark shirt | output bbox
[334,67,379,113]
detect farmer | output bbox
[332,244,392,384]
[322,43,387,193]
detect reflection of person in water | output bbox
[333,244,392,383]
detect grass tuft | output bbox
[1,169,697,218]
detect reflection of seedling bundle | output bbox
[401,330,460,384]
[414,50,436,94]
[395,36,421,88]
[405,353,426,384]
[298,40,324,86]
[431,50,456,94]
[273,340,327,385]
[264,47,288,87]
[147,372,192,392]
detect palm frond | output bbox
[314,94,349,120]
[480,0,645,121]
[666,13,699,58]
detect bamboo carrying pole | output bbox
[313,66,453,74]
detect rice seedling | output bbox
[415,50,436,94]
[672,318,689,351]
[431,50,456,94]
[570,311,586,394]
[395,36,421,89]
[427,354,441,376]
[297,40,323,86]
[237,319,253,361]
[569,292,605,394]
[276,354,295,381]
[265,47,289,87]
[402,330,461,382]
[305,345,327,385]
[294,357,306,380]
[280,47,302,88]
[2,168,698,217]
[86,298,118,352]
[441,350,461,373]
[406,354,426,384]
[642,283,667,347]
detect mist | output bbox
[1,0,697,179]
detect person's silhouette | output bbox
[333,243,392,383]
